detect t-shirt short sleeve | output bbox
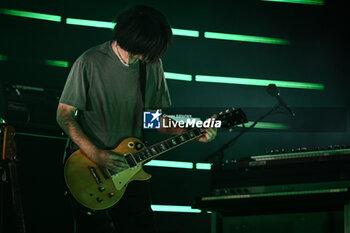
[148,60,172,109]
[59,57,90,110]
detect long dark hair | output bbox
[113,5,173,63]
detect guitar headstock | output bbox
[1,125,17,160]
[216,108,248,131]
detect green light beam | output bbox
[66,18,116,29]
[66,18,200,37]
[0,54,8,61]
[238,121,290,130]
[195,75,324,90]
[45,59,69,68]
[145,160,193,169]
[0,8,61,22]
[16,132,67,140]
[204,32,290,45]
[171,28,199,37]
[164,72,192,81]
[262,0,324,5]
[196,163,212,170]
[151,205,202,213]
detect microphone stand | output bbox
[205,103,282,170]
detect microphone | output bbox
[267,84,295,117]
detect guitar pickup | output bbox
[124,154,137,167]
[89,166,102,185]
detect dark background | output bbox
[0,0,349,232]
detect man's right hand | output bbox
[93,150,129,173]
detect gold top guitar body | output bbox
[64,108,248,210]
[64,137,150,210]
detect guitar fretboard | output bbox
[131,128,204,165]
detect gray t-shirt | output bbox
[59,41,171,149]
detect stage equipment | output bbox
[194,146,350,232]
[0,124,26,233]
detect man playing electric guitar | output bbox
[56,5,216,233]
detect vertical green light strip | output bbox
[195,75,325,90]
[164,72,192,81]
[171,28,199,37]
[262,0,324,5]
[151,205,202,213]
[0,8,61,22]
[45,60,69,68]
[66,18,116,29]
[0,54,8,61]
[204,32,290,45]
[145,160,193,169]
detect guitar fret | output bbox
[134,153,141,163]
[171,138,177,146]
[160,143,167,151]
[165,140,172,149]
[188,131,195,138]
[155,144,163,153]
[179,135,186,142]
[145,149,152,158]
[140,151,147,160]
[150,147,158,155]
[175,136,182,144]
[193,129,201,136]
[183,133,190,141]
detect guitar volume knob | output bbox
[108,192,115,198]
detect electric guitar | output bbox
[64,108,248,210]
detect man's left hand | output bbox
[197,114,217,143]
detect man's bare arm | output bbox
[56,103,128,171]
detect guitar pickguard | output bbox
[112,164,142,190]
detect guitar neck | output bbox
[132,128,205,164]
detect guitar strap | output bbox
[132,61,147,138]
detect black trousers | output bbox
[67,180,156,233]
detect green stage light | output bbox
[196,163,212,170]
[45,60,69,68]
[151,205,202,213]
[145,160,193,169]
[66,18,116,29]
[0,8,61,22]
[238,121,290,130]
[164,72,192,81]
[262,0,324,5]
[16,132,67,140]
[0,54,8,61]
[195,75,324,90]
[171,28,200,37]
[204,32,290,45]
